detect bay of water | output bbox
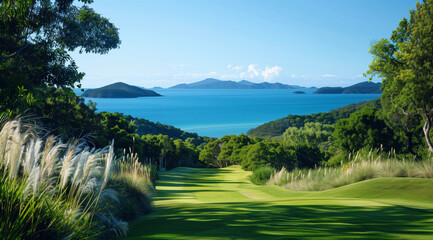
[78,89,380,138]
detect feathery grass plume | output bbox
[24,166,41,197]
[22,139,39,175]
[414,158,433,178]
[39,136,66,185]
[107,148,155,221]
[59,144,76,190]
[71,150,89,189]
[0,118,127,239]
[102,140,115,190]
[266,149,433,191]
[0,119,13,170]
[3,120,28,178]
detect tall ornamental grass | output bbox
[0,118,153,239]
[267,150,433,191]
[106,151,156,222]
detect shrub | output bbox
[250,166,275,185]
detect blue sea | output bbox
[76,89,380,138]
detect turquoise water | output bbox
[79,89,380,138]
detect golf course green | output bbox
[126,166,433,239]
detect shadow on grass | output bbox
[127,201,433,239]
[129,168,433,239]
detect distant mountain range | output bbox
[82,82,161,98]
[313,81,382,94]
[170,78,306,89]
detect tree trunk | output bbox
[423,114,433,152]
[403,122,417,157]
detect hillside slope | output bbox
[312,177,433,205]
[121,113,214,143]
[247,98,381,138]
[82,82,161,98]
[314,81,382,94]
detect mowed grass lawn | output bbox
[126,166,433,239]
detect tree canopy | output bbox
[332,106,395,154]
[366,0,433,151]
[0,0,120,115]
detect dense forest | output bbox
[247,99,381,138]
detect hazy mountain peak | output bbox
[170,78,300,89]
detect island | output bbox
[81,82,161,98]
[313,81,382,94]
[293,91,306,94]
[170,78,304,89]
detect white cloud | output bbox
[172,64,282,82]
[247,64,260,77]
[239,64,260,79]
[261,66,282,80]
[320,74,336,78]
[227,64,242,71]
[238,64,283,81]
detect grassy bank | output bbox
[126,166,433,239]
[266,150,433,191]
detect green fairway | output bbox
[126,166,433,239]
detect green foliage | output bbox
[250,166,275,185]
[0,0,120,115]
[123,114,211,144]
[332,106,395,155]
[243,142,271,170]
[366,0,433,151]
[139,134,203,170]
[248,99,380,138]
[199,139,224,168]
[283,122,334,150]
[32,88,103,141]
[28,96,207,171]
[217,134,254,165]
[199,135,298,171]
[294,145,325,169]
[313,81,382,94]
[172,139,202,168]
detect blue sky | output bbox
[72,0,418,88]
